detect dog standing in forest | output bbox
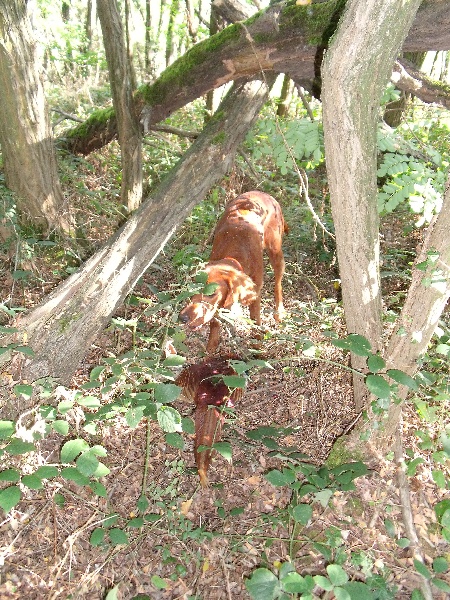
[179,190,288,352]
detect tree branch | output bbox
[392,58,450,109]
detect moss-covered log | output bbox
[61,0,450,155]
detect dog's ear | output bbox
[223,271,258,308]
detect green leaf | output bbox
[342,581,374,599]
[432,469,447,489]
[77,395,101,408]
[60,467,90,486]
[58,400,74,414]
[157,406,182,433]
[92,462,110,478]
[13,384,33,399]
[181,416,195,434]
[314,575,333,591]
[60,438,90,463]
[291,503,312,525]
[334,588,351,600]
[396,538,410,548]
[365,374,391,399]
[105,585,120,600]
[0,486,21,512]
[0,469,20,482]
[127,517,144,528]
[432,556,448,574]
[6,438,36,455]
[384,518,396,538]
[54,493,65,507]
[367,354,386,373]
[281,572,314,594]
[151,575,168,590]
[414,559,432,580]
[386,369,418,390]
[154,383,181,404]
[245,568,280,600]
[165,432,185,449]
[0,421,15,440]
[125,406,144,429]
[21,474,43,490]
[431,577,450,592]
[76,452,99,477]
[89,365,105,381]
[222,375,246,389]
[162,355,186,367]
[212,441,232,462]
[327,564,349,586]
[108,528,129,546]
[265,468,296,487]
[52,420,70,435]
[90,527,106,547]
[89,481,107,497]
[346,334,372,356]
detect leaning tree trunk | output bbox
[0,1,73,234]
[1,78,272,418]
[60,0,450,156]
[321,0,423,411]
[371,176,450,449]
[97,0,142,213]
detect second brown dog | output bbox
[179,190,287,353]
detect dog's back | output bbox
[210,191,286,287]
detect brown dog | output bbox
[179,191,287,353]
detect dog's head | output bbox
[179,261,258,330]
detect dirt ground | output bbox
[0,187,449,600]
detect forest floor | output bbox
[0,173,449,600]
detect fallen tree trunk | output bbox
[60,0,450,155]
[1,78,272,417]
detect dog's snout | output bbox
[179,311,189,324]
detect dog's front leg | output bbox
[206,317,221,354]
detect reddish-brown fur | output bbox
[175,358,244,487]
[179,191,287,353]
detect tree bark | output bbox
[0,1,73,234]
[1,78,272,415]
[322,0,423,410]
[372,175,450,448]
[61,0,450,156]
[97,0,143,213]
